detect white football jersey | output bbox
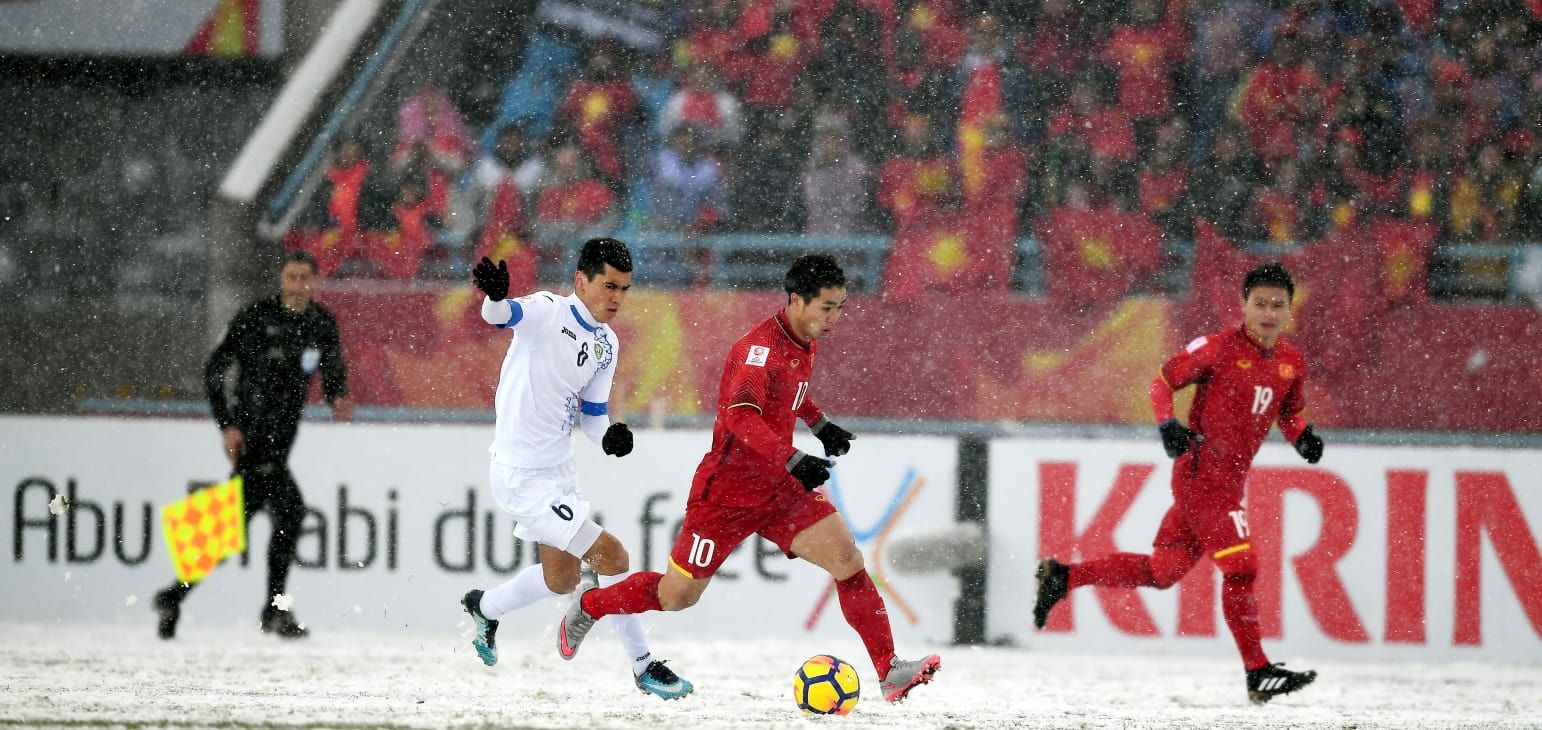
[483,291,619,468]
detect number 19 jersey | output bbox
[1161,325,1307,485]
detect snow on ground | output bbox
[1,621,1538,729]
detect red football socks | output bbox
[580,571,662,618]
[1223,572,1271,670]
[1069,552,1157,589]
[836,569,896,674]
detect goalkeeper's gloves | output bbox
[812,417,856,457]
[473,256,510,301]
[602,422,633,457]
[1158,419,1197,458]
[1294,425,1324,464]
[787,451,834,491]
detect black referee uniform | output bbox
[156,294,347,636]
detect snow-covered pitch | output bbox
[3,621,1538,729]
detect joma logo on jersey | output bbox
[561,327,577,341]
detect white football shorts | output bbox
[489,457,601,558]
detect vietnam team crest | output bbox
[1237,359,1253,370]
[1279,363,1296,379]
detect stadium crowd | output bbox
[293,0,1542,298]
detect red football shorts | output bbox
[1154,477,1253,573]
[667,484,838,580]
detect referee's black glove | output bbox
[1294,425,1324,464]
[473,256,510,301]
[602,422,633,457]
[787,451,833,491]
[812,418,856,457]
[1158,419,1197,458]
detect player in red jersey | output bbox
[554,254,942,702]
[1033,262,1324,705]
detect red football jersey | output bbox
[1162,325,1307,484]
[691,311,824,507]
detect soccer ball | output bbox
[792,654,861,715]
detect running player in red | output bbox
[554,254,942,702]
[1033,262,1324,705]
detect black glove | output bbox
[473,256,510,301]
[1294,425,1324,464]
[602,422,633,457]
[787,451,834,491]
[812,418,856,457]
[1158,419,1197,458]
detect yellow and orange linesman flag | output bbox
[161,477,246,585]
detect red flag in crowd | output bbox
[881,209,975,304]
[1365,217,1437,305]
[1035,205,1164,310]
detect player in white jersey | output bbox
[460,237,693,700]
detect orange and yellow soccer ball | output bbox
[792,654,861,715]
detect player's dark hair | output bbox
[282,249,319,274]
[1243,261,1295,301]
[576,237,633,278]
[784,254,847,303]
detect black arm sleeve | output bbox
[204,309,248,430]
[319,311,348,402]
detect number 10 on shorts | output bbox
[687,533,716,568]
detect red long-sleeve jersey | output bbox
[1152,325,1308,485]
[691,310,824,507]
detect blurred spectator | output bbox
[802,113,873,235]
[961,114,1027,291]
[650,126,727,233]
[1404,128,1451,228]
[1047,73,1137,164]
[809,1,889,158]
[465,127,534,274]
[1236,32,1329,164]
[730,0,818,111]
[470,126,544,215]
[877,113,956,234]
[679,0,743,71]
[555,44,643,189]
[390,86,472,228]
[896,0,967,73]
[1137,119,1193,239]
[1102,0,1187,147]
[1191,122,1262,238]
[1243,157,1317,244]
[661,64,743,149]
[732,77,812,232]
[945,14,1035,145]
[1017,0,1099,101]
[1446,142,1523,243]
[1185,0,1268,158]
[535,143,619,236]
[374,180,439,279]
[316,138,388,235]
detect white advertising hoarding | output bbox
[1,416,958,648]
[986,438,1542,664]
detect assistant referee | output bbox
[154,250,351,639]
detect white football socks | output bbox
[479,563,559,619]
[599,571,655,676]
